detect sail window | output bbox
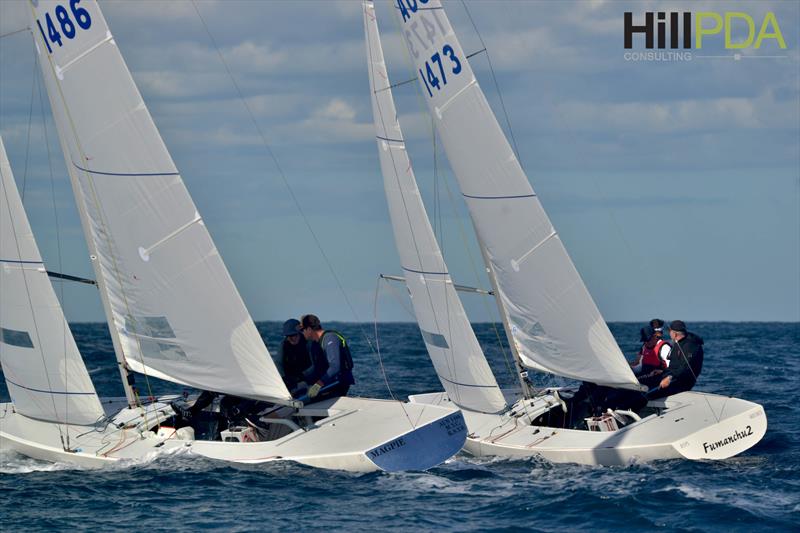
[421,330,449,349]
[138,338,188,361]
[510,317,561,359]
[126,316,176,339]
[0,327,34,348]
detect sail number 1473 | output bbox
[419,45,462,98]
[36,0,93,54]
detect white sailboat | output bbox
[0,0,466,472]
[364,0,766,464]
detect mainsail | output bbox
[363,1,506,413]
[392,0,641,390]
[27,0,291,402]
[0,136,105,424]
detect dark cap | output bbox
[300,314,322,331]
[649,318,665,332]
[669,320,687,333]
[282,319,302,337]
[639,325,655,343]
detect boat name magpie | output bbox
[368,438,407,459]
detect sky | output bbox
[0,0,798,324]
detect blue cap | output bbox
[282,319,301,337]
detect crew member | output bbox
[300,314,354,403]
[633,318,672,388]
[278,318,314,395]
[649,320,704,399]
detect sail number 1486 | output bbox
[36,0,93,54]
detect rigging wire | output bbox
[0,27,28,40]
[189,1,382,360]
[20,57,37,201]
[372,276,429,428]
[35,51,72,449]
[667,337,720,423]
[371,280,398,403]
[459,1,522,165]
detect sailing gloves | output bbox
[308,382,323,399]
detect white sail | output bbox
[27,0,291,402]
[363,1,505,413]
[392,1,641,390]
[0,136,104,424]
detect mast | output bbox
[27,27,137,408]
[69,162,138,407]
[476,237,533,399]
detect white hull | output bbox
[409,389,767,465]
[0,396,466,472]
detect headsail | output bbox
[392,1,641,390]
[0,136,105,425]
[27,0,291,402]
[364,1,506,413]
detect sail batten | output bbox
[392,1,641,390]
[364,1,506,413]
[28,0,291,401]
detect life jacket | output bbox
[323,330,354,372]
[641,338,669,369]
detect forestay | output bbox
[364,1,505,413]
[0,136,104,424]
[27,0,291,402]
[392,0,641,390]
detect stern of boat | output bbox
[668,393,768,460]
[364,409,466,472]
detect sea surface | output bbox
[1,322,798,532]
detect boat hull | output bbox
[0,396,466,472]
[409,389,767,466]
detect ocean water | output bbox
[1,322,798,532]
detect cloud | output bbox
[291,98,372,143]
[554,89,795,133]
[315,98,357,121]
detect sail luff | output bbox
[27,0,291,402]
[0,135,105,425]
[28,18,137,406]
[364,1,506,413]
[391,0,642,390]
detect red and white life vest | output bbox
[641,339,670,369]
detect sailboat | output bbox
[363,0,766,464]
[0,0,467,472]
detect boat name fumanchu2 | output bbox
[703,425,755,455]
[364,0,767,466]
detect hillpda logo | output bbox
[623,11,788,62]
